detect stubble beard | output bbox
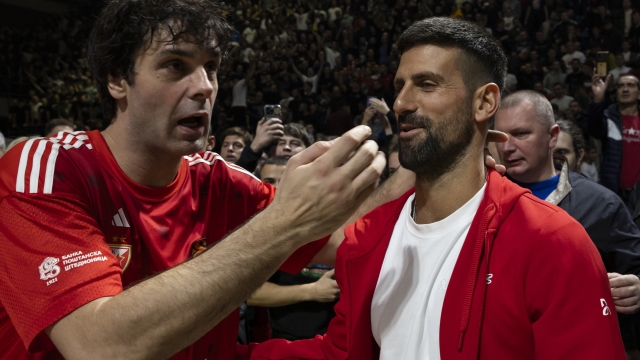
[398,104,475,182]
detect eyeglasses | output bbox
[616,83,638,90]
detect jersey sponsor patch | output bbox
[38,250,109,286]
[109,244,132,272]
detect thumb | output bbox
[321,269,335,279]
[258,117,266,127]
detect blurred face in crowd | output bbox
[569,100,582,116]
[107,29,218,157]
[393,45,476,180]
[553,84,565,98]
[220,135,245,163]
[616,75,640,105]
[276,135,306,159]
[571,59,580,72]
[552,61,561,72]
[553,130,583,172]
[616,54,625,68]
[495,100,559,183]
[260,163,286,188]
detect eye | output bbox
[166,61,183,71]
[205,62,219,74]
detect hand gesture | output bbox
[485,130,508,174]
[369,97,390,115]
[251,117,284,153]
[592,70,612,103]
[361,107,377,125]
[609,273,640,314]
[309,269,340,302]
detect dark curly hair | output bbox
[397,17,507,94]
[88,0,234,120]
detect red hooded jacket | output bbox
[249,170,625,360]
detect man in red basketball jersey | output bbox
[0,1,389,359]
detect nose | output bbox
[502,135,517,153]
[393,83,418,118]
[189,66,216,103]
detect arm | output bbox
[38,127,385,360]
[529,221,626,359]
[589,72,612,140]
[247,270,339,307]
[289,58,304,79]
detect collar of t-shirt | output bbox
[513,174,560,200]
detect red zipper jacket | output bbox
[250,170,625,359]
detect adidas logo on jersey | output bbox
[111,208,130,228]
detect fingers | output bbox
[350,151,386,195]
[288,140,334,169]
[613,294,640,307]
[321,269,335,279]
[611,286,637,299]
[320,125,372,167]
[257,117,266,127]
[609,274,637,288]
[615,305,640,314]
[609,272,621,279]
[341,140,379,179]
[486,130,508,143]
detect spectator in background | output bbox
[495,92,640,360]
[44,119,74,137]
[591,73,640,199]
[553,119,586,173]
[275,123,312,159]
[610,53,632,84]
[387,141,400,177]
[542,60,567,92]
[235,117,284,172]
[551,83,574,112]
[581,143,600,183]
[220,127,253,164]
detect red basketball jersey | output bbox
[0,130,325,359]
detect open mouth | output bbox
[178,115,205,129]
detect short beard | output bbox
[398,104,475,182]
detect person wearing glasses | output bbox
[590,73,640,201]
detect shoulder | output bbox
[0,132,95,199]
[568,172,625,212]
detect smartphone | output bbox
[597,51,609,77]
[264,104,282,121]
[366,96,375,107]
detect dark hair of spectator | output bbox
[264,155,288,167]
[220,126,253,146]
[397,17,507,93]
[556,119,586,156]
[283,123,313,148]
[88,0,234,120]
[45,119,74,136]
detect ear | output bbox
[107,74,128,100]
[549,124,560,148]
[577,148,585,167]
[207,136,216,151]
[473,83,501,124]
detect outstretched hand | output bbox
[592,70,613,104]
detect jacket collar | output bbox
[545,162,572,205]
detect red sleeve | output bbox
[528,221,625,359]
[246,174,330,274]
[0,193,123,353]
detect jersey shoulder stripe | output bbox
[186,151,260,182]
[14,131,93,195]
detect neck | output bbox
[102,123,182,188]
[620,102,639,116]
[413,146,485,225]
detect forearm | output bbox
[48,207,303,360]
[247,282,313,307]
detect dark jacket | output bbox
[589,101,638,193]
[549,165,640,275]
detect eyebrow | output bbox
[394,70,446,88]
[157,46,221,59]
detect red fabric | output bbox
[250,170,626,359]
[620,115,640,189]
[0,131,328,360]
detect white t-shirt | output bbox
[581,162,599,183]
[293,12,309,30]
[609,66,632,84]
[232,79,247,107]
[550,95,574,112]
[301,74,319,93]
[325,46,341,69]
[371,184,486,359]
[562,51,586,68]
[243,27,257,44]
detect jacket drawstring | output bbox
[458,205,496,352]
